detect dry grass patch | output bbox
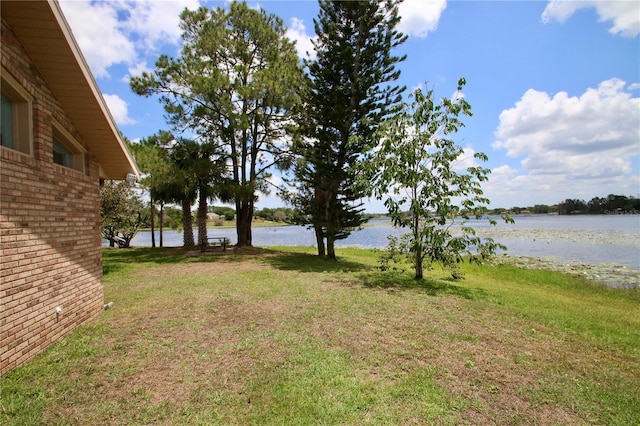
[2,247,638,425]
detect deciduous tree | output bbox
[100,180,145,248]
[129,131,174,247]
[361,79,512,279]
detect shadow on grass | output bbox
[102,246,484,301]
[263,250,482,300]
[104,246,190,261]
[102,246,216,275]
[262,251,368,273]
[102,246,318,276]
[358,271,482,300]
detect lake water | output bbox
[125,215,640,269]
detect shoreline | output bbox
[488,254,639,289]
[125,217,640,288]
[108,243,640,289]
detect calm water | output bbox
[125,215,640,268]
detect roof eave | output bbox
[2,0,140,180]
[48,0,140,180]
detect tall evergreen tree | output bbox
[131,2,304,247]
[291,0,406,259]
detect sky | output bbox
[57,0,640,212]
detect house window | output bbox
[52,121,85,173]
[1,70,33,155]
[53,139,73,168]
[1,93,13,148]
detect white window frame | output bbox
[1,68,33,156]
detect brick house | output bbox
[1,0,139,374]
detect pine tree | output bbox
[131,2,303,247]
[291,0,406,259]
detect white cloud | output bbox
[489,78,640,206]
[255,174,290,210]
[484,164,640,208]
[494,78,639,159]
[59,0,200,79]
[59,1,135,78]
[542,0,640,37]
[120,0,201,49]
[288,0,449,59]
[397,0,447,38]
[125,61,152,83]
[286,17,316,60]
[103,94,136,126]
[452,146,480,172]
[452,88,465,102]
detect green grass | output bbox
[1,247,639,425]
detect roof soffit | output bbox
[1,0,139,179]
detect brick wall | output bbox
[1,17,104,374]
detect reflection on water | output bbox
[122,215,639,268]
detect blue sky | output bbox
[58,0,639,211]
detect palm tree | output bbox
[160,173,197,248]
[153,179,190,247]
[170,138,226,248]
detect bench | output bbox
[112,236,127,248]
[200,237,229,252]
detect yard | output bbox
[1,247,639,425]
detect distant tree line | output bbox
[489,205,558,215]
[557,194,640,215]
[137,206,183,230]
[254,207,297,223]
[209,206,235,222]
[487,194,639,216]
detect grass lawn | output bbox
[2,246,639,425]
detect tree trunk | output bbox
[314,226,325,256]
[236,198,253,247]
[313,186,330,257]
[181,198,194,247]
[159,202,164,248]
[326,236,336,260]
[414,242,423,279]
[197,188,208,247]
[150,198,156,248]
[412,187,422,279]
[325,189,337,260]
